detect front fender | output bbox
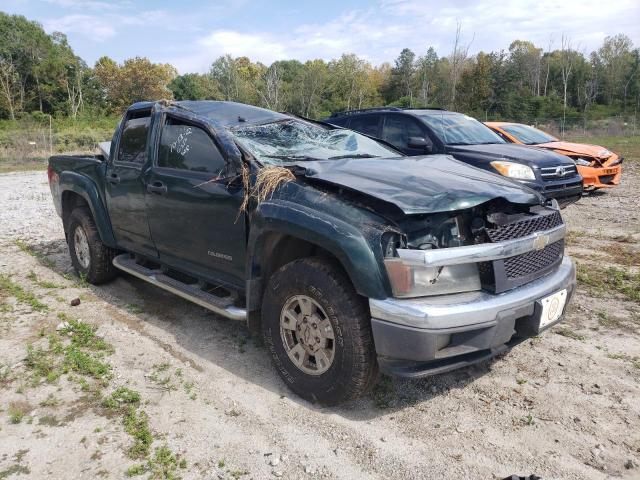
[59,171,117,248]
[247,200,390,301]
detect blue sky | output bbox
[3,0,639,73]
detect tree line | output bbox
[1,12,638,124]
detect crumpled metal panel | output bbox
[295,155,542,215]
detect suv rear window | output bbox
[118,116,150,164]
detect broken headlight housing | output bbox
[382,229,481,298]
[573,157,592,166]
[384,258,481,298]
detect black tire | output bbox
[262,257,378,405]
[66,207,118,285]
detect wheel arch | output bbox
[59,171,117,247]
[245,201,389,332]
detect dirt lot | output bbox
[1,141,639,479]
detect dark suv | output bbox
[327,108,583,207]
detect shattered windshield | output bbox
[231,119,399,165]
[420,113,505,146]
[501,124,557,145]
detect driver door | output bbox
[145,114,246,286]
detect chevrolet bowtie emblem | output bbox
[532,232,550,251]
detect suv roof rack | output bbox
[330,106,447,117]
[330,107,403,117]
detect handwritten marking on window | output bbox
[170,126,192,156]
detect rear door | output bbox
[347,114,381,137]
[145,114,246,286]
[381,113,433,155]
[105,108,157,256]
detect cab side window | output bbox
[117,114,150,164]
[349,115,380,137]
[382,115,429,150]
[158,119,226,175]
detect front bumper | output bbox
[579,163,622,189]
[369,256,576,377]
[518,177,583,208]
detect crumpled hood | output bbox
[535,141,614,159]
[446,143,575,167]
[293,155,542,215]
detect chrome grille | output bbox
[485,210,563,242]
[479,209,565,293]
[540,164,578,180]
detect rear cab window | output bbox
[157,118,226,176]
[117,109,151,165]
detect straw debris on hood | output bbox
[239,164,296,214]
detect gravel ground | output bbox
[0,162,639,480]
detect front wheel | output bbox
[262,257,378,405]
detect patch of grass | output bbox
[230,469,249,479]
[58,314,113,352]
[125,464,146,477]
[577,263,640,303]
[63,347,111,378]
[0,464,31,479]
[7,402,30,424]
[102,387,141,410]
[0,274,48,312]
[126,445,185,479]
[25,343,62,384]
[26,271,60,289]
[148,363,176,392]
[38,414,60,427]
[554,327,586,341]
[606,243,640,267]
[14,240,56,268]
[0,363,12,387]
[123,407,153,459]
[565,229,584,247]
[39,394,59,407]
[0,302,13,313]
[183,382,196,400]
[125,304,144,314]
[523,414,535,426]
[371,375,395,409]
[516,378,527,385]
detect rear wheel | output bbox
[262,257,378,405]
[67,207,118,284]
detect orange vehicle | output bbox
[485,122,622,190]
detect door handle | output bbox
[147,181,167,195]
[107,173,120,185]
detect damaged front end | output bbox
[382,201,565,298]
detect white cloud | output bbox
[43,14,116,40]
[43,0,124,10]
[34,0,640,73]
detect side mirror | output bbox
[408,136,431,151]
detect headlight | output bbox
[598,149,611,158]
[384,257,481,298]
[490,161,536,180]
[573,157,591,166]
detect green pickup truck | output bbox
[48,100,576,405]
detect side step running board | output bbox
[112,254,246,321]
